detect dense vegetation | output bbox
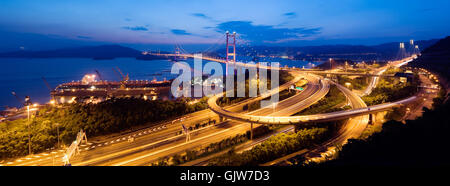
[295,85,349,115]
[218,70,293,106]
[313,36,450,166]
[409,36,450,90]
[152,125,274,166]
[362,76,419,106]
[208,127,330,166]
[152,133,249,166]
[337,75,368,90]
[0,97,208,159]
[317,99,450,166]
[0,70,293,159]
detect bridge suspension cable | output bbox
[202,33,227,55]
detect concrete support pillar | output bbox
[372,113,375,124]
[219,116,224,122]
[369,114,374,125]
[250,122,253,140]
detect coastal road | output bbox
[265,57,417,165]
[93,73,328,166]
[1,71,318,166]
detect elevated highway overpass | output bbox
[297,71,395,77]
[208,84,417,125]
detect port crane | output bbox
[42,77,56,103]
[11,91,34,107]
[41,77,53,92]
[95,69,112,92]
[115,67,129,82]
[94,70,104,81]
[112,67,129,89]
[11,92,25,106]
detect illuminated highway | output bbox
[3,71,323,166]
[361,57,414,96]
[208,86,416,125]
[264,57,418,165]
[1,56,419,167]
[206,57,417,125]
[97,73,328,166]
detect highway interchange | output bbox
[1,57,424,166]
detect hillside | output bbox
[210,39,438,62]
[0,45,142,59]
[409,36,450,89]
[318,102,450,166]
[313,37,450,167]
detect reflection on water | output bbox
[0,57,319,107]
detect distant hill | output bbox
[409,36,450,89]
[0,39,440,62]
[212,39,439,62]
[309,37,450,167]
[292,39,438,61]
[0,45,142,59]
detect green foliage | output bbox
[337,76,368,90]
[384,107,407,121]
[320,100,450,166]
[278,89,297,101]
[208,127,329,166]
[384,67,402,75]
[162,125,275,166]
[296,85,347,115]
[217,70,294,106]
[362,77,419,106]
[432,87,447,108]
[247,102,261,112]
[0,97,208,159]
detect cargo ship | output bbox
[51,70,172,104]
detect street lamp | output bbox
[345,61,348,72]
[345,82,351,89]
[344,82,351,105]
[56,123,60,148]
[329,58,333,69]
[25,96,32,155]
[27,105,30,121]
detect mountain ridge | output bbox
[0,38,440,61]
[0,45,142,59]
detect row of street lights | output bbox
[12,94,40,155]
[25,96,34,155]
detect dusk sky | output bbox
[0,0,449,51]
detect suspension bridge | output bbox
[147,31,238,64]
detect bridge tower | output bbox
[226,31,236,75]
[175,46,181,56]
[414,45,420,55]
[174,45,181,61]
[397,42,407,60]
[408,39,415,56]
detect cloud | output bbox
[77,35,92,39]
[283,12,297,19]
[171,29,192,35]
[191,13,211,20]
[214,21,321,44]
[122,26,148,31]
[190,13,219,22]
[124,18,132,22]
